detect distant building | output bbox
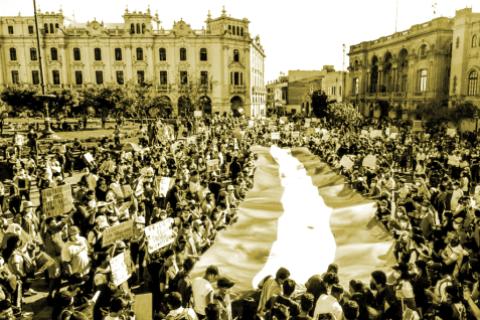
[0,7,266,117]
[266,66,346,115]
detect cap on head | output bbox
[217,277,235,289]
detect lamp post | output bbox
[33,0,59,139]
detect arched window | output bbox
[9,47,16,61]
[49,23,54,34]
[159,48,166,61]
[136,47,143,61]
[473,35,478,48]
[418,69,428,92]
[419,44,427,59]
[130,23,135,34]
[468,70,478,96]
[142,23,146,34]
[233,49,240,62]
[180,48,187,61]
[50,47,58,61]
[200,48,207,61]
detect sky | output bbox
[1,0,478,81]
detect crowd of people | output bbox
[2,108,480,320]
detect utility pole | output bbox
[33,0,59,139]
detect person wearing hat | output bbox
[61,226,90,283]
[213,277,235,320]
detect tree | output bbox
[0,86,42,116]
[310,90,329,118]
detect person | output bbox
[369,270,401,320]
[312,280,343,320]
[165,291,198,319]
[257,267,291,315]
[191,265,219,319]
[61,226,91,284]
[213,277,235,320]
[294,293,314,320]
[267,278,300,318]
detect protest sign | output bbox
[279,116,288,124]
[248,120,254,128]
[370,130,383,139]
[155,176,172,197]
[194,110,202,118]
[448,155,461,167]
[83,152,94,163]
[271,132,280,140]
[412,120,424,132]
[291,131,300,138]
[340,155,355,170]
[187,136,197,145]
[304,119,311,128]
[134,293,153,320]
[102,220,134,247]
[144,218,175,254]
[360,130,369,137]
[41,185,74,217]
[446,128,457,137]
[362,154,377,169]
[110,252,130,286]
[206,159,220,172]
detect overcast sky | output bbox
[1,0,478,81]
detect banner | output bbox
[155,176,172,197]
[340,155,354,170]
[102,220,134,247]
[41,185,74,217]
[110,252,130,286]
[206,159,220,172]
[144,218,175,254]
[362,154,377,169]
[271,132,280,140]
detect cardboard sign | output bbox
[134,293,153,320]
[102,220,134,247]
[446,128,456,137]
[206,159,220,172]
[291,131,300,138]
[155,176,172,197]
[144,218,175,254]
[271,132,280,140]
[340,155,354,170]
[362,154,377,169]
[194,110,202,118]
[412,120,424,132]
[110,252,130,286]
[41,185,74,217]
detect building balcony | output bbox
[230,85,246,94]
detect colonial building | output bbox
[266,67,346,115]
[346,17,453,118]
[346,7,480,118]
[0,7,266,117]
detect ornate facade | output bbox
[0,8,266,117]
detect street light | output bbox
[33,0,60,139]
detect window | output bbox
[95,71,104,84]
[30,48,37,61]
[52,70,60,85]
[353,78,359,95]
[75,71,83,85]
[228,25,232,33]
[332,86,336,95]
[11,70,19,84]
[240,28,244,36]
[159,48,166,61]
[94,48,102,61]
[473,35,478,48]
[44,23,48,34]
[136,48,143,61]
[418,69,428,92]
[115,48,122,61]
[136,24,140,34]
[419,44,427,59]
[8,26,13,34]
[468,70,478,96]
[50,47,58,61]
[28,26,34,34]
[9,48,17,61]
[180,48,187,61]
[73,48,81,61]
[180,71,188,85]
[231,72,243,85]
[49,23,54,34]
[233,49,240,62]
[200,48,208,61]
[130,24,135,34]
[200,71,208,86]
[456,37,460,49]
[160,71,168,85]
[116,71,124,85]
[142,23,146,34]
[32,70,40,85]
[137,70,145,85]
